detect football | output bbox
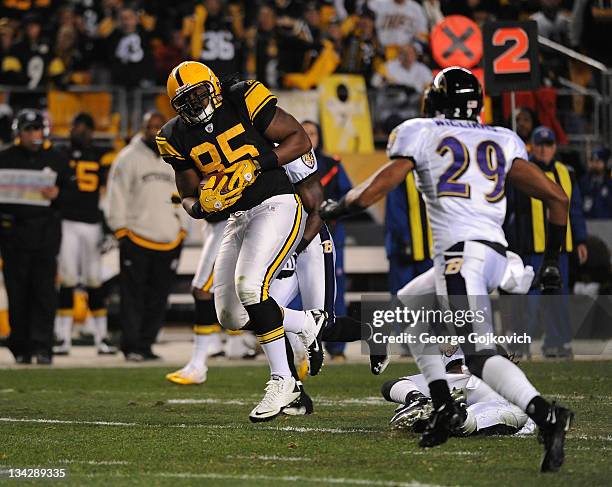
[200,171,229,193]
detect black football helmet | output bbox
[422,67,482,121]
[12,108,49,137]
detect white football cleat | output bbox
[298,309,327,376]
[165,365,207,385]
[249,376,300,422]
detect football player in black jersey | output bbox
[157,61,320,422]
[54,113,117,356]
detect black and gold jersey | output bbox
[56,144,108,224]
[156,80,294,213]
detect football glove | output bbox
[226,158,259,193]
[535,260,562,293]
[319,198,344,220]
[199,174,242,213]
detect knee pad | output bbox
[235,275,262,307]
[245,298,283,335]
[87,287,106,312]
[465,352,497,378]
[381,379,401,402]
[217,305,248,331]
[58,286,74,311]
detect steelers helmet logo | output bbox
[301,151,315,169]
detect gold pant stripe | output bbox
[405,172,425,261]
[91,309,107,318]
[57,309,73,317]
[128,230,185,252]
[554,162,573,252]
[256,325,284,344]
[201,269,214,292]
[260,194,302,301]
[193,324,221,335]
[225,329,243,336]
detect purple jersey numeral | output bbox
[436,136,470,198]
[476,140,506,202]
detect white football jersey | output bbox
[387,118,527,256]
[284,149,318,185]
[368,0,428,46]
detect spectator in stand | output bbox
[580,146,612,219]
[440,0,498,26]
[247,4,280,87]
[531,0,571,45]
[531,0,570,83]
[368,0,428,50]
[372,43,431,131]
[153,29,185,85]
[13,13,51,88]
[48,24,90,87]
[183,0,244,80]
[338,8,383,87]
[106,4,155,89]
[421,0,444,29]
[372,43,431,92]
[0,18,23,85]
[514,106,540,153]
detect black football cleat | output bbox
[390,392,432,431]
[35,352,52,365]
[370,354,390,375]
[418,401,467,448]
[539,402,574,473]
[282,382,314,416]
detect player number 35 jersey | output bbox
[387,118,528,256]
[155,80,295,213]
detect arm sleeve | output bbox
[569,177,588,245]
[104,153,131,238]
[242,80,278,132]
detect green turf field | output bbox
[0,361,611,486]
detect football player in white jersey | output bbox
[320,67,573,472]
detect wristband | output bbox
[191,200,207,219]
[256,151,279,172]
[295,237,310,255]
[544,222,566,262]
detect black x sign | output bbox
[441,26,475,59]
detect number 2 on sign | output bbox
[492,27,530,74]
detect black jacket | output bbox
[0,142,68,250]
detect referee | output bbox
[0,109,68,364]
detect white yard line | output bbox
[58,460,130,465]
[0,417,137,426]
[227,454,309,462]
[0,417,376,434]
[0,389,14,393]
[77,471,447,487]
[166,396,387,407]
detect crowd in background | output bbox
[0,0,611,363]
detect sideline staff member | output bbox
[0,109,68,364]
[105,112,187,361]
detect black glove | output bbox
[320,198,346,220]
[536,260,562,293]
